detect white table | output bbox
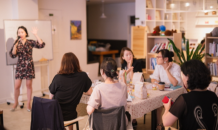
[80,87,184,119]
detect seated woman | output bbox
[87,57,129,125]
[49,52,92,130]
[150,49,182,130]
[120,47,143,80]
[162,60,218,130]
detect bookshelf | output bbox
[145,33,182,74]
[195,11,218,26]
[144,0,187,33]
[204,33,218,78]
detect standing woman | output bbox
[9,26,45,111]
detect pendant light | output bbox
[100,0,107,18]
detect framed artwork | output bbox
[70,20,81,40]
[146,0,153,8]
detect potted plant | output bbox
[167,38,210,65]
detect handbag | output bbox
[83,114,93,130]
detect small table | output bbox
[80,84,184,130]
[92,50,119,65]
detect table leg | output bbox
[151,109,157,130]
[112,54,116,60]
[100,55,103,65]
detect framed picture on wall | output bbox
[70,20,81,40]
[146,0,153,8]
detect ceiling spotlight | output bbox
[185,3,190,7]
[210,6,213,8]
[170,3,175,8]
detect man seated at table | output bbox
[150,49,182,130]
[162,60,218,130]
[49,52,93,130]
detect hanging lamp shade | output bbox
[100,0,106,18]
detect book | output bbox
[165,42,169,49]
[168,43,174,52]
[150,43,162,53]
[155,10,161,20]
[151,58,157,70]
[146,0,153,8]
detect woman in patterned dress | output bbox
[9,26,45,111]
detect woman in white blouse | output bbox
[150,49,182,130]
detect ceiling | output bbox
[86,0,135,5]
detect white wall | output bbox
[38,0,99,83]
[87,2,135,48]
[186,12,214,42]
[135,0,145,26]
[0,0,98,103]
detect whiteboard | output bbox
[4,20,53,65]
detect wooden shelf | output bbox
[147,69,154,72]
[206,56,218,59]
[207,37,218,39]
[148,53,157,55]
[148,36,173,38]
[196,15,218,17]
[146,20,157,22]
[146,8,165,11]
[196,24,218,26]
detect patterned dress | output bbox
[9,40,45,79]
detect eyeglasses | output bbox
[156,56,162,59]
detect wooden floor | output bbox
[0,96,178,130]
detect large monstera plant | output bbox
[167,38,210,66]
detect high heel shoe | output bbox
[10,105,18,112]
[27,108,31,112]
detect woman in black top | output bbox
[120,47,143,127]
[120,47,142,79]
[162,60,218,130]
[49,52,92,130]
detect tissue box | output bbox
[135,81,147,99]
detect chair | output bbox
[90,106,129,130]
[31,97,85,130]
[0,110,3,127]
[64,116,85,130]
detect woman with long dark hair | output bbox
[10,26,45,112]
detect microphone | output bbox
[15,36,21,43]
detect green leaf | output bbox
[167,38,183,64]
[192,44,202,60]
[186,39,190,60]
[198,44,204,54]
[189,48,194,60]
[181,49,186,63]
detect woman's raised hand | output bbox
[165,62,173,71]
[31,27,38,35]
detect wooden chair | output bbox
[64,116,86,130]
[0,110,3,127]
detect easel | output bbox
[6,60,50,109]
